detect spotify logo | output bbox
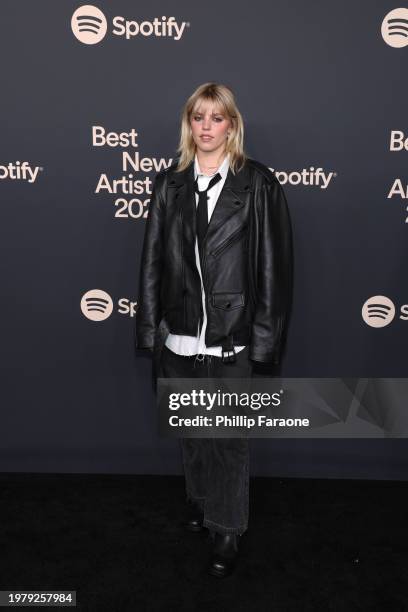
[71,5,107,45]
[381,8,408,48]
[71,5,188,44]
[362,296,396,328]
[81,289,113,321]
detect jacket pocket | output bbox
[210,225,247,259]
[212,291,245,310]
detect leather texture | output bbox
[135,156,293,364]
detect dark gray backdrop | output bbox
[1,0,407,478]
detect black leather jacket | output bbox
[135,156,293,364]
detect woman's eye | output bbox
[193,116,223,122]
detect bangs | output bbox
[192,95,227,117]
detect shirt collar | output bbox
[194,152,230,181]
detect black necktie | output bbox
[193,172,222,252]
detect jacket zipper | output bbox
[210,225,247,258]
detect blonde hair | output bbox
[175,82,248,174]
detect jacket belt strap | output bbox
[221,334,236,364]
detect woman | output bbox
[135,82,293,578]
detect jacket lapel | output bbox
[206,161,252,240]
[168,157,252,255]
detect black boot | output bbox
[208,532,240,578]
[184,500,204,532]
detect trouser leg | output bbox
[179,438,208,512]
[160,346,208,509]
[202,347,252,536]
[202,436,249,536]
[160,344,253,535]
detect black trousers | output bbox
[159,344,253,536]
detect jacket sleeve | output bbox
[135,172,166,350]
[249,177,293,364]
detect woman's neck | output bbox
[196,150,227,176]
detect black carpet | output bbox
[0,473,407,611]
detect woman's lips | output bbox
[200,135,213,140]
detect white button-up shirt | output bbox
[164,152,246,357]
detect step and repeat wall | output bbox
[2,1,407,477]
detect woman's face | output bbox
[190,101,232,155]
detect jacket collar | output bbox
[166,155,252,255]
[168,155,251,192]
